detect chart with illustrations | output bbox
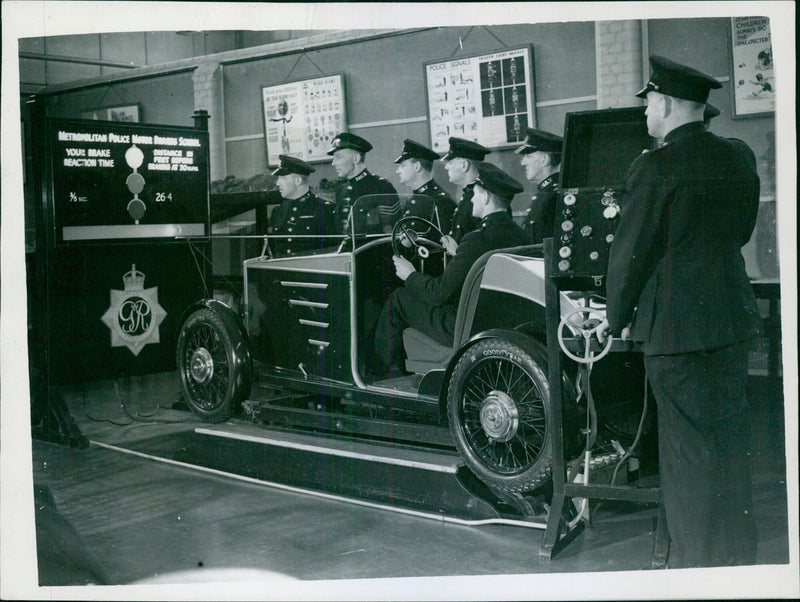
[262,74,347,166]
[730,17,774,118]
[424,47,535,152]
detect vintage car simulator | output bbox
[175,192,649,500]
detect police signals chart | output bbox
[424,46,535,152]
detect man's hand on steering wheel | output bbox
[440,234,458,257]
[391,216,446,259]
[393,255,416,281]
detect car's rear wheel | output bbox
[447,338,554,494]
[177,308,247,422]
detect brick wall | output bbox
[192,61,225,181]
[595,21,643,108]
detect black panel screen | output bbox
[48,118,209,242]
[560,107,653,189]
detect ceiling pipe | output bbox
[19,52,142,69]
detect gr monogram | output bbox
[118,296,152,336]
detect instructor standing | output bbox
[600,56,762,568]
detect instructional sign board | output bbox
[730,16,774,118]
[424,46,535,153]
[262,74,347,167]
[48,118,209,243]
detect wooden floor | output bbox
[30,372,791,597]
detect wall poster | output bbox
[424,46,535,152]
[81,104,142,123]
[261,74,347,166]
[730,16,774,118]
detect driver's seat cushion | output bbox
[401,248,493,374]
[400,243,540,375]
[403,328,454,374]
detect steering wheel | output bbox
[557,306,613,363]
[391,216,446,260]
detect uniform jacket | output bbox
[405,210,530,309]
[606,122,761,355]
[448,182,480,243]
[270,190,336,256]
[404,179,457,233]
[334,169,397,234]
[522,172,559,244]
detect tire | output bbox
[177,308,248,422]
[447,338,554,494]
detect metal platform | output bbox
[172,421,550,525]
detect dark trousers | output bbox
[645,340,757,568]
[372,287,456,373]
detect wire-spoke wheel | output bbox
[447,338,553,493]
[177,308,246,422]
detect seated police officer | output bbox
[440,137,491,255]
[269,155,335,256]
[394,139,456,233]
[328,132,397,234]
[516,128,563,244]
[368,162,530,377]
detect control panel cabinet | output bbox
[549,107,653,290]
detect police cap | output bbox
[636,55,722,103]
[514,128,563,155]
[441,137,491,162]
[474,162,524,201]
[394,139,440,164]
[271,154,316,177]
[327,132,373,155]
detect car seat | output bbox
[402,245,538,374]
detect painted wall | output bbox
[41,71,196,127]
[20,31,244,91]
[222,22,596,214]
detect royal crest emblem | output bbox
[101,264,167,356]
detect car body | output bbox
[176,195,648,495]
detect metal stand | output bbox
[539,239,668,567]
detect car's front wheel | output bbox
[447,338,553,494]
[177,307,248,422]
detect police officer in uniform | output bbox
[516,128,563,244]
[269,155,335,256]
[440,137,491,255]
[394,139,456,233]
[328,132,397,234]
[599,56,761,568]
[703,103,757,170]
[369,162,530,376]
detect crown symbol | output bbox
[123,264,145,291]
